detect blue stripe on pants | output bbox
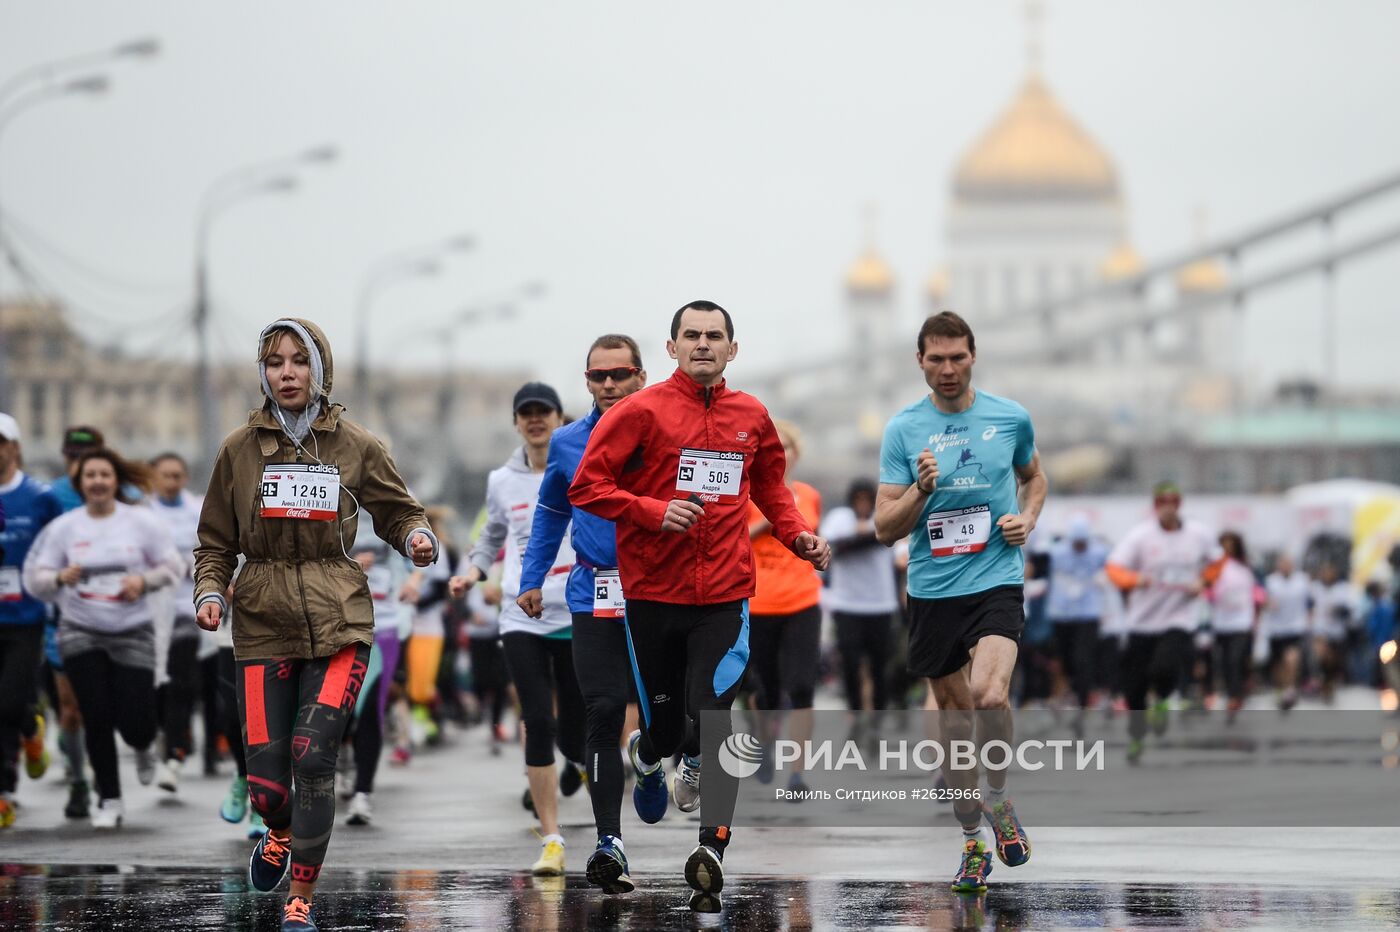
[623,611,651,729]
[712,599,750,698]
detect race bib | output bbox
[593,569,625,619]
[259,463,340,521]
[675,448,744,502]
[77,570,127,602]
[927,504,991,557]
[0,566,21,602]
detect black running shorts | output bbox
[907,585,1024,681]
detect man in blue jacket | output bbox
[0,413,64,827]
[518,334,647,895]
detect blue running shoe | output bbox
[586,836,635,894]
[248,811,268,840]
[628,731,668,824]
[221,776,249,824]
[950,836,993,893]
[281,895,317,931]
[984,799,1031,867]
[248,828,292,892]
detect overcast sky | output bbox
[3,0,1398,413]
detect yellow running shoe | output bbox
[0,796,15,828]
[23,714,49,780]
[531,838,566,876]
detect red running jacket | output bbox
[568,369,813,606]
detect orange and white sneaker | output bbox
[984,798,1031,867]
[23,714,49,780]
[281,894,317,931]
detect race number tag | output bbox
[675,448,744,502]
[0,566,21,602]
[77,569,127,602]
[926,504,992,557]
[259,464,340,521]
[593,569,626,619]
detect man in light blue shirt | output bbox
[874,311,1047,895]
[1046,515,1109,710]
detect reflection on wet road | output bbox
[2,865,1396,931]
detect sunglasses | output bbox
[584,366,641,384]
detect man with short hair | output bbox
[570,300,830,912]
[874,310,1047,894]
[0,412,64,826]
[518,333,647,895]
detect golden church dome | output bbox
[954,76,1119,198]
[925,267,948,303]
[846,249,894,294]
[1176,257,1228,293]
[1100,242,1143,280]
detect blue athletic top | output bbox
[519,407,619,615]
[1,473,65,625]
[49,475,83,513]
[879,390,1036,600]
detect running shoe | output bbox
[689,891,723,913]
[346,792,373,826]
[1126,738,1144,765]
[65,780,90,820]
[1147,698,1170,736]
[628,731,668,824]
[249,828,293,892]
[91,797,124,830]
[492,723,508,744]
[221,776,249,823]
[1279,688,1299,712]
[984,798,1031,867]
[559,760,586,798]
[156,757,183,794]
[585,836,634,894]
[248,811,268,839]
[281,895,317,932]
[950,836,992,893]
[22,713,49,779]
[755,743,775,785]
[135,747,156,786]
[0,795,14,828]
[522,787,536,814]
[389,745,412,767]
[531,838,566,876]
[684,843,724,894]
[673,755,701,813]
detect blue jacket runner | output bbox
[520,407,617,615]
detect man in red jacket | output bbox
[570,300,830,912]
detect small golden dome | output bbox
[846,249,894,294]
[1176,257,1228,293]
[1100,242,1143,280]
[954,76,1118,197]
[925,267,948,301]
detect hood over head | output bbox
[258,318,334,405]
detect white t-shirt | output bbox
[1108,520,1221,634]
[1210,558,1259,634]
[23,503,181,634]
[1311,580,1357,642]
[819,506,900,615]
[1263,571,1311,639]
[149,493,203,612]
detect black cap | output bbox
[62,425,104,456]
[512,382,563,415]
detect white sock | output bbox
[543,833,565,846]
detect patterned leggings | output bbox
[237,642,369,884]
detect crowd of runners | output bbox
[1,306,1396,929]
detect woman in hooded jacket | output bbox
[194,319,437,932]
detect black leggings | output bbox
[64,650,158,801]
[468,636,507,727]
[352,673,383,794]
[501,631,585,768]
[1122,631,1193,740]
[625,599,748,854]
[833,611,892,712]
[1216,631,1253,701]
[0,624,44,795]
[1052,619,1100,708]
[217,648,247,778]
[572,612,631,840]
[162,634,204,761]
[748,605,822,710]
[238,642,369,884]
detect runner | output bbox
[569,300,830,912]
[1105,482,1223,762]
[1045,515,1108,713]
[746,420,822,795]
[193,318,437,932]
[0,412,64,827]
[1208,531,1263,720]
[1262,553,1310,710]
[147,452,221,790]
[22,446,180,828]
[448,381,585,877]
[872,310,1046,894]
[1309,562,1355,703]
[821,478,900,721]
[517,333,648,894]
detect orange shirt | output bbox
[749,480,822,616]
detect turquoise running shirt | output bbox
[879,390,1036,600]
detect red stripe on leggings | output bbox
[244,665,269,746]
[316,644,357,707]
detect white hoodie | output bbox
[468,447,574,636]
